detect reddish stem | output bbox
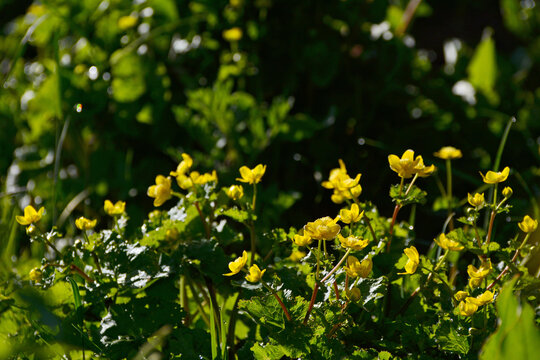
[485,210,496,246]
[387,204,402,251]
[69,264,94,283]
[303,283,320,325]
[272,292,292,322]
[333,281,340,301]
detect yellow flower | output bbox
[465,291,494,306]
[29,267,43,282]
[518,215,538,233]
[75,217,97,230]
[226,185,244,200]
[479,166,510,184]
[236,164,266,184]
[224,250,248,276]
[458,301,478,316]
[454,291,469,301]
[190,170,218,185]
[223,27,243,41]
[434,146,462,160]
[502,186,513,198]
[322,160,363,203]
[339,204,364,224]
[147,175,173,207]
[467,260,492,288]
[118,15,138,30]
[245,264,266,283]
[104,200,125,216]
[289,250,306,262]
[344,256,372,278]
[176,174,193,190]
[388,150,422,179]
[303,216,341,240]
[467,193,485,208]
[398,246,419,275]
[165,228,179,242]
[415,156,436,178]
[434,233,464,251]
[170,153,193,177]
[338,234,369,251]
[16,205,45,226]
[293,234,313,247]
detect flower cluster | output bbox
[322,159,362,204]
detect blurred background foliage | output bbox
[2,0,540,289]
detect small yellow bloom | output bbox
[467,193,485,208]
[224,250,248,276]
[454,291,469,301]
[303,216,341,240]
[479,166,510,184]
[502,186,513,198]
[339,204,364,224]
[388,150,432,179]
[323,160,363,203]
[344,256,372,278]
[190,170,218,185]
[176,174,193,190]
[29,267,43,282]
[16,205,45,226]
[518,215,538,233]
[398,246,419,275]
[75,217,97,230]
[415,156,436,178]
[467,260,492,288]
[118,15,138,30]
[104,200,125,216]
[466,291,494,306]
[338,234,369,251]
[434,233,464,251]
[347,287,362,301]
[293,234,313,247]
[458,300,478,316]
[226,185,244,200]
[147,175,173,207]
[434,146,462,160]
[236,164,266,185]
[245,264,266,283]
[170,153,193,177]
[223,27,243,41]
[289,250,306,262]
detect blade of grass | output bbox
[209,300,219,360]
[220,301,228,360]
[67,276,85,360]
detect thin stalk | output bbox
[180,276,190,326]
[316,240,322,280]
[333,281,340,301]
[304,249,351,324]
[395,249,449,317]
[194,201,211,239]
[446,159,454,230]
[350,193,377,241]
[487,233,530,290]
[261,282,292,321]
[83,231,102,276]
[186,280,210,327]
[249,222,256,267]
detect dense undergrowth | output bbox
[2,0,540,359]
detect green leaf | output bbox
[389,184,427,206]
[111,52,146,103]
[480,278,540,360]
[467,31,499,105]
[435,321,470,355]
[357,276,388,311]
[219,207,252,223]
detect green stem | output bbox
[350,192,377,241]
[446,159,454,230]
[316,240,322,280]
[194,201,211,239]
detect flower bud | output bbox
[26,224,37,236]
[166,228,179,242]
[29,267,43,282]
[347,287,362,302]
[502,186,513,198]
